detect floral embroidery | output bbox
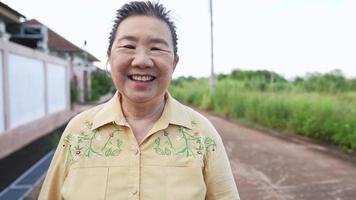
[63,121,122,164]
[154,130,175,155]
[154,121,217,159]
[175,126,216,158]
[63,120,216,163]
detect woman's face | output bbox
[109,16,178,104]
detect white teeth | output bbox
[131,75,154,81]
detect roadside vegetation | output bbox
[88,69,115,101]
[169,69,356,152]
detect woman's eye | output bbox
[151,47,162,51]
[121,45,135,49]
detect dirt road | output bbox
[202,110,356,200]
[26,107,356,200]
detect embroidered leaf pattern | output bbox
[154,132,174,156]
[84,120,93,129]
[164,132,174,150]
[62,120,216,164]
[63,121,122,164]
[154,121,217,159]
[164,148,171,155]
[176,126,197,158]
[204,137,217,152]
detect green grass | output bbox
[169,78,356,152]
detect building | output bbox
[0,2,24,40]
[0,2,99,159]
[11,19,99,103]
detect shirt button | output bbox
[131,187,138,195]
[134,149,140,155]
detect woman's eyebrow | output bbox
[116,36,170,47]
[117,35,137,43]
[150,38,169,47]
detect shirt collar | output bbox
[91,91,193,131]
[92,91,128,130]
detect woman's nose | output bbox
[131,49,154,68]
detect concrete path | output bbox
[202,110,356,200]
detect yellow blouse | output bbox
[38,92,240,200]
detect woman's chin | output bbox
[123,91,163,104]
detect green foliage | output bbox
[51,130,62,150]
[169,69,356,152]
[89,70,115,101]
[293,69,355,93]
[169,78,209,105]
[230,69,287,83]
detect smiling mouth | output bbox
[128,74,156,82]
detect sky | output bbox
[3,0,356,79]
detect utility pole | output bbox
[83,40,88,67]
[83,40,89,102]
[209,0,216,91]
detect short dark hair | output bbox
[107,1,178,57]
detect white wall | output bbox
[8,54,45,128]
[72,55,87,66]
[0,51,4,132]
[47,63,66,113]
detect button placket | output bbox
[131,187,138,195]
[134,148,140,156]
[128,145,141,199]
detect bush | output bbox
[169,74,356,153]
[89,70,115,101]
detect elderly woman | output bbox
[39,1,239,199]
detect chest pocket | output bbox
[60,156,130,200]
[140,157,207,200]
[61,167,108,200]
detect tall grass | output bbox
[169,78,356,152]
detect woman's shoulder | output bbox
[174,101,224,155]
[175,100,220,137]
[65,103,106,131]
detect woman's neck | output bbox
[120,95,166,123]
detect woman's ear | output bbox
[106,54,110,68]
[173,55,179,72]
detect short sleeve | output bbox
[204,127,240,200]
[38,123,72,200]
